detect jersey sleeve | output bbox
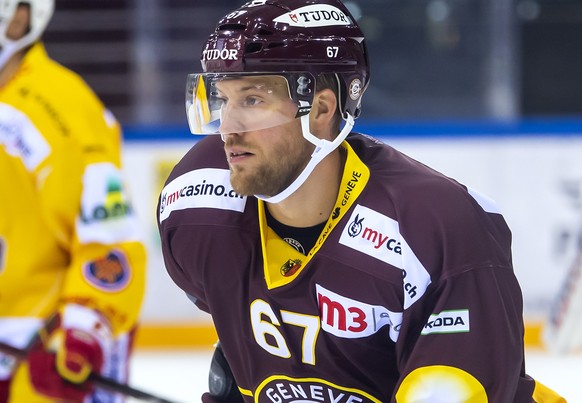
[158,224,210,314]
[156,135,252,315]
[391,179,534,401]
[40,82,146,336]
[155,143,216,314]
[394,267,532,401]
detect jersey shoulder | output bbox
[166,135,229,182]
[349,133,498,220]
[6,44,118,143]
[347,133,513,276]
[158,135,253,229]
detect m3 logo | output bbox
[316,284,402,342]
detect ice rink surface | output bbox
[126,348,581,403]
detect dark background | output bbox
[43,0,582,126]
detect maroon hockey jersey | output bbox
[158,133,557,402]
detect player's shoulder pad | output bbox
[159,135,247,223]
[168,135,228,182]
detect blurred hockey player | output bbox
[158,0,564,401]
[0,1,146,402]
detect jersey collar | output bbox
[258,140,370,289]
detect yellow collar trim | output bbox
[258,141,370,289]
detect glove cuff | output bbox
[56,332,98,384]
[62,304,113,359]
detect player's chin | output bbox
[229,175,254,196]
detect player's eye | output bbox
[243,96,263,107]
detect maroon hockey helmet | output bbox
[186,0,370,135]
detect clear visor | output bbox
[186,73,314,135]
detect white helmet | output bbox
[0,0,54,69]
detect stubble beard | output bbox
[229,142,312,197]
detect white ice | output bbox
[126,348,581,403]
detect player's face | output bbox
[219,77,313,196]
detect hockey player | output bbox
[158,0,564,401]
[0,1,146,402]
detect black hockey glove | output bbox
[202,341,244,403]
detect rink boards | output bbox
[121,119,582,348]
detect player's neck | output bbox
[266,147,345,228]
[0,51,25,88]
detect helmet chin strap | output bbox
[256,101,354,204]
[0,29,40,71]
[0,40,21,71]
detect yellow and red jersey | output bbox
[0,43,146,349]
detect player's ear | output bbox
[309,88,337,140]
